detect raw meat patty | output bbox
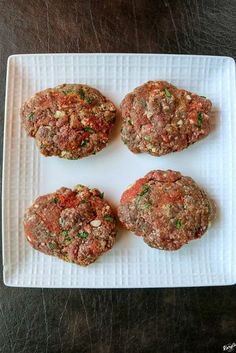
[21,84,116,159]
[118,170,214,250]
[120,81,212,156]
[24,185,117,265]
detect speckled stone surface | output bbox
[0,1,236,352]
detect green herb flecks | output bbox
[48,242,57,250]
[136,184,150,202]
[27,112,34,121]
[140,224,147,231]
[65,237,72,242]
[77,231,89,239]
[144,136,151,141]
[104,215,114,222]
[139,184,150,197]
[59,217,63,226]
[142,202,152,209]
[164,88,171,98]
[62,230,69,237]
[85,96,93,104]
[78,87,93,104]
[74,184,85,191]
[175,219,182,230]
[99,192,104,199]
[51,197,58,204]
[80,139,88,147]
[62,88,75,95]
[84,126,94,133]
[78,88,85,99]
[139,99,147,108]
[127,119,132,126]
[200,96,206,98]
[197,112,203,128]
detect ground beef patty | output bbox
[120,81,212,156]
[118,170,214,250]
[24,185,117,266]
[21,84,116,159]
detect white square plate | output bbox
[2,54,236,288]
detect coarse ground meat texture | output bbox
[120,81,212,156]
[24,185,117,266]
[21,84,116,159]
[118,170,214,250]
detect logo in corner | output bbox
[223,343,236,352]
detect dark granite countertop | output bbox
[0,1,235,352]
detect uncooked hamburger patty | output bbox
[120,81,212,156]
[21,84,116,159]
[118,170,214,250]
[24,185,117,266]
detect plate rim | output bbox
[2,53,236,288]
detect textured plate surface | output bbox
[2,53,236,288]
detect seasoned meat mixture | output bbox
[120,81,212,156]
[118,170,214,250]
[24,185,117,266]
[21,84,116,159]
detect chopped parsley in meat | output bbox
[80,140,88,147]
[23,185,117,266]
[197,112,204,128]
[120,81,212,156]
[139,99,147,108]
[78,88,93,104]
[175,219,182,229]
[118,170,214,251]
[99,192,104,199]
[48,242,57,250]
[21,84,116,159]
[164,88,171,98]
[27,112,34,121]
[104,215,114,222]
[77,231,89,239]
[136,184,150,202]
[78,88,85,99]
[139,184,150,197]
[142,202,152,209]
[84,126,94,132]
[62,88,76,95]
[59,217,63,226]
[85,96,93,104]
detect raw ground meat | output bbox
[24,185,117,266]
[21,84,116,159]
[120,81,212,156]
[118,170,214,250]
